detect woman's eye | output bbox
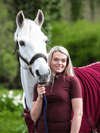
[62,60,66,62]
[54,59,57,61]
[19,41,25,46]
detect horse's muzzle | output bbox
[36,69,51,85]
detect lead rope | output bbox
[33,94,48,133]
[43,94,48,133]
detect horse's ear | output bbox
[35,9,44,27]
[16,10,25,28]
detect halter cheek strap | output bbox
[18,51,29,65]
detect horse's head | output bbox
[14,10,51,85]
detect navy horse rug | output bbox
[74,62,100,133]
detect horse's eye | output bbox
[19,41,25,46]
[45,39,49,44]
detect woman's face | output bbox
[50,51,67,77]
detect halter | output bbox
[18,50,47,77]
[14,42,47,77]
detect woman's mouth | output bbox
[56,67,61,70]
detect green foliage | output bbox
[4,0,62,40]
[0,89,28,133]
[0,88,23,96]
[0,110,28,133]
[0,90,23,112]
[69,0,83,21]
[0,1,18,88]
[11,124,28,133]
[89,0,95,20]
[0,50,17,83]
[50,20,100,67]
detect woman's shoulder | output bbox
[65,75,79,84]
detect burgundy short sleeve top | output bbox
[33,73,82,123]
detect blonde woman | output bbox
[31,46,83,133]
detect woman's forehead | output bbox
[52,51,67,59]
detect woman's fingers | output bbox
[37,85,46,98]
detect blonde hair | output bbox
[48,46,74,78]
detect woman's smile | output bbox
[56,66,62,69]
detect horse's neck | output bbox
[20,67,37,111]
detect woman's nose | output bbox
[58,60,62,64]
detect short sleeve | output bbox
[33,84,38,101]
[70,76,82,99]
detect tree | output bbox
[89,0,95,21]
[69,0,83,21]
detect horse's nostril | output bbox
[36,70,41,77]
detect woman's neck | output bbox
[51,70,57,78]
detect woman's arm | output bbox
[70,98,83,133]
[30,85,46,123]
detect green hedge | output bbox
[50,20,100,67]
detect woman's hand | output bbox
[37,84,46,99]
[31,84,46,122]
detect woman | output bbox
[31,46,83,133]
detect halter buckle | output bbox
[28,64,32,69]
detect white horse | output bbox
[14,9,51,111]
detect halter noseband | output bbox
[18,50,47,77]
[14,42,47,77]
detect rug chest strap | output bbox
[87,117,98,133]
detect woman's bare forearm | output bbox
[70,112,83,133]
[71,98,83,133]
[31,97,43,122]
